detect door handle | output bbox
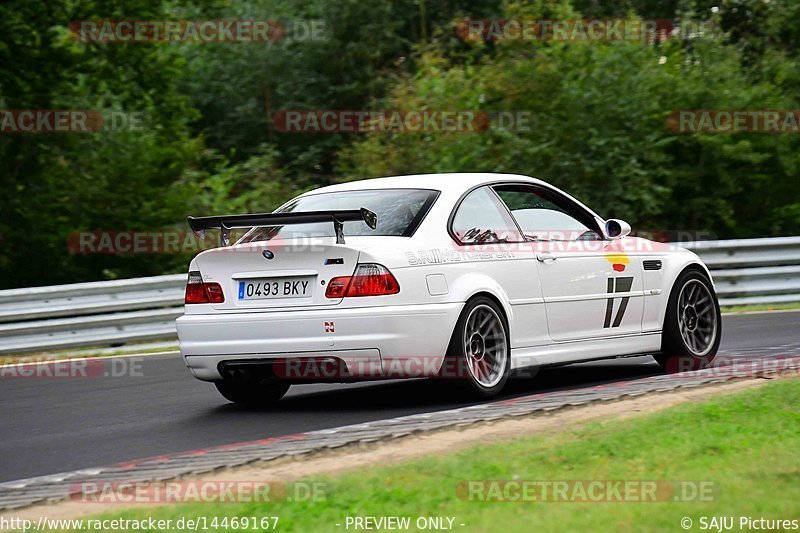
[536,252,557,262]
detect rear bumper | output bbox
[177,303,462,381]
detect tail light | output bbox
[185,271,225,304]
[325,276,350,299]
[325,264,400,298]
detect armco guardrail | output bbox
[0,237,798,355]
[0,275,186,355]
[686,236,800,306]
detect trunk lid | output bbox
[193,238,360,311]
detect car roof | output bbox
[294,172,604,227]
[303,173,548,195]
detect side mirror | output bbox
[604,219,631,239]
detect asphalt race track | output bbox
[1,311,798,484]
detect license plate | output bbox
[238,277,314,300]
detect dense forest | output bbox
[2,0,800,288]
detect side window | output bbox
[493,185,603,241]
[451,187,522,244]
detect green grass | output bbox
[0,343,178,364]
[722,302,800,313]
[72,380,800,532]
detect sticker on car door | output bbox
[604,277,634,328]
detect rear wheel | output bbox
[654,269,721,372]
[440,296,511,398]
[214,379,290,406]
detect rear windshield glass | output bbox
[238,188,438,243]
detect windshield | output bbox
[238,188,439,243]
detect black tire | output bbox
[438,296,511,399]
[654,268,722,373]
[214,379,290,406]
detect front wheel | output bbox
[214,379,291,406]
[440,296,511,398]
[654,269,721,372]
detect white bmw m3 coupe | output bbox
[176,173,721,404]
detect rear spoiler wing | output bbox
[187,208,378,246]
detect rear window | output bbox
[239,188,438,243]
